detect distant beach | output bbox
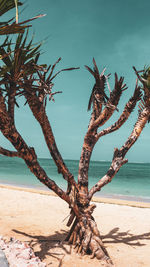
[0,183,150,209]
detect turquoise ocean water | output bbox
[0,156,150,202]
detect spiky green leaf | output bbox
[0,0,22,16]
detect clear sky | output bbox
[1,0,150,162]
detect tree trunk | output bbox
[66,198,113,266]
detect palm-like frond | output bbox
[0,31,43,99]
[141,65,150,80]
[133,66,150,109]
[0,18,14,27]
[13,57,79,108]
[0,0,22,16]
[0,14,46,35]
[0,0,24,34]
[44,57,79,84]
[93,57,100,79]
[0,28,79,108]
[26,58,79,105]
[0,0,46,35]
[86,58,109,111]
[0,38,13,73]
[0,23,28,35]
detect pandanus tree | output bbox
[0,1,150,265]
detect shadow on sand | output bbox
[12,228,70,266]
[101,227,150,247]
[12,227,150,266]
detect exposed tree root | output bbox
[66,206,113,266]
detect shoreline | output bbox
[0,183,150,208]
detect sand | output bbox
[0,185,150,267]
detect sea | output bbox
[0,156,150,203]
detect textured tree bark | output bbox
[96,84,141,140]
[88,74,126,132]
[66,202,113,265]
[24,89,78,191]
[78,133,96,191]
[7,82,16,125]
[0,93,70,204]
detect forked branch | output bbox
[89,106,150,199]
[78,62,128,195]
[96,81,142,140]
[88,73,127,132]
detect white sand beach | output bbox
[0,185,150,266]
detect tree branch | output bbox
[89,73,127,132]
[0,146,20,157]
[0,94,70,204]
[133,66,150,108]
[88,149,128,200]
[23,84,78,191]
[78,133,96,190]
[78,71,127,197]
[88,106,150,199]
[133,66,144,84]
[96,83,141,140]
[7,82,17,125]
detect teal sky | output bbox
[1,0,150,162]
